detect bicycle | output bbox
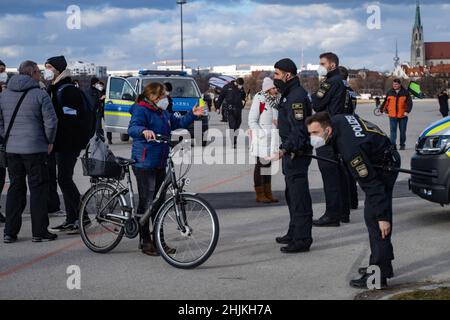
[79,134,220,269]
[374,104,383,116]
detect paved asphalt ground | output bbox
[1,99,450,300]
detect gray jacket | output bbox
[0,74,58,154]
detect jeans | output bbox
[132,167,167,242]
[56,150,81,224]
[4,153,50,237]
[389,117,408,147]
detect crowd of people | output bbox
[0,51,448,290]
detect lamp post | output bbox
[176,0,187,72]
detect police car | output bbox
[410,117,450,205]
[105,70,208,143]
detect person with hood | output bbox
[0,60,58,243]
[89,76,105,134]
[128,82,204,256]
[438,90,449,118]
[44,56,93,234]
[248,77,280,203]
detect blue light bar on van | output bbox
[138,70,188,77]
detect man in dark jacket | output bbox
[89,76,105,135]
[270,58,314,254]
[438,90,449,118]
[44,56,92,234]
[217,78,246,148]
[311,52,350,227]
[307,112,400,289]
[0,60,58,243]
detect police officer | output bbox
[311,52,349,226]
[270,58,313,253]
[339,66,359,210]
[306,112,400,289]
[217,78,246,148]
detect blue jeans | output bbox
[389,117,408,147]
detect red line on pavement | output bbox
[195,170,253,193]
[0,238,83,280]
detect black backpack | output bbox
[56,84,96,148]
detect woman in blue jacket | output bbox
[128,82,204,256]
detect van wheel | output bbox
[120,134,130,142]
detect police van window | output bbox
[142,79,200,98]
[109,78,136,101]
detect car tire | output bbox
[120,134,130,142]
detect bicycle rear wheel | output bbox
[79,183,126,253]
[154,194,219,269]
[374,107,382,116]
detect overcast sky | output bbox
[0,0,449,71]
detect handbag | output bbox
[0,89,31,168]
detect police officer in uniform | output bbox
[217,78,246,148]
[311,52,350,226]
[270,58,313,253]
[339,66,359,210]
[307,112,400,289]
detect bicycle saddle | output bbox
[115,157,137,166]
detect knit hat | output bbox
[274,58,297,75]
[0,60,5,67]
[45,56,67,73]
[262,77,275,92]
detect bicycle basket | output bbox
[81,135,123,179]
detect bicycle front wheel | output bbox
[79,183,126,253]
[155,194,219,269]
[374,107,382,116]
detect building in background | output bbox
[411,1,450,67]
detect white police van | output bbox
[105,70,208,143]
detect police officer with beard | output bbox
[307,112,400,289]
[217,78,246,148]
[311,52,350,227]
[270,58,313,253]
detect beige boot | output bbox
[264,183,279,203]
[255,186,272,203]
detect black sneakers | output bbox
[32,232,58,243]
[4,235,18,244]
[50,221,78,234]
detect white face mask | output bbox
[157,98,170,110]
[44,69,54,81]
[310,135,326,149]
[317,65,328,78]
[94,83,104,91]
[0,72,7,83]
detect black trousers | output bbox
[346,166,359,208]
[0,167,6,211]
[228,107,242,131]
[47,152,61,213]
[133,167,167,242]
[317,144,349,220]
[4,153,49,237]
[365,153,400,279]
[56,150,81,224]
[285,170,313,247]
[254,157,271,187]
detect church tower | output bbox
[411,0,425,66]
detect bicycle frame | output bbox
[137,145,191,234]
